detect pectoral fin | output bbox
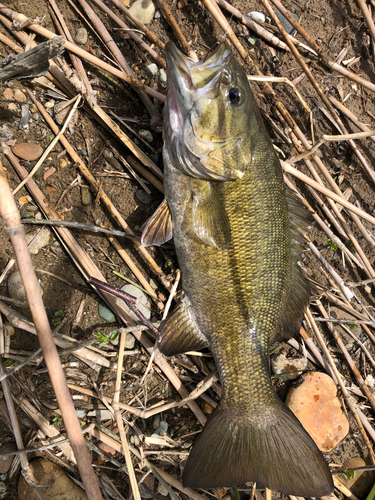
[141,199,173,247]
[192,181,231,249]
[158,297,208,356]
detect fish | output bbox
[142,41,333,496]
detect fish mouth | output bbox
[165,41,231,112]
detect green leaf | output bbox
[326,238,338,251]
[342,469,355,480]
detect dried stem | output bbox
[48,0,97,106]
[156,0,198,61]
[215,0,290,51]
[201,0,249,61]
[267,0,375,94]
[108,0,165,51]
[356,0,375,47]
[90,0,166,68]
[24,90,169,289]
[113,329,141,500]
[0,4,165,101]
[283,162,375,226]
[315,299,375,412]
[75,0,161,127]
[0,161,103,499]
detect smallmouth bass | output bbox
[142,41,333,496]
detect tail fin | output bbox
[182,403,333,496]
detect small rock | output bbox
[43,167,56,183]
[75,28,88,45]
[80,185,92,206]
[145,63,158,78]
[27,227,51,255]
[247,11,267,23]
[138,129,153,143]
[13,89,26,101]
[124,332,135,349]
[183,440,192,449]
[135,189,151,205]
[32,113,39,121]
[18,458,88,500]
[159,68,167,83]
[337,456,375,498]
[158,421,168,436]
[154,10,161,18]
[153,414,160,430]
[0,442,17,474]
[129,0,156,25]
[98,302,116,322]
[59,158,70,168]
[201,401,213,414]
[329,307,361,350]
[8,271,27,304]
[3,88,13,100]
[54,98,79,130]
[157,481,169,497]
[0,482,6,494]
[275,10,299,34]
[271,353,307,381]
[75,410,87,419]
[118,284,151,321]
[12,142,43,161]
[286,372,349,452]
[80,149,88,156]
[140,474,155,498]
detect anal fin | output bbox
[192,181,231,249]
[158,297,208,356]
[141,199,172,247]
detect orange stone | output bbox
[12,142,43,161]
[285,371,349,452]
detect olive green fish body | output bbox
[156,42,333,496]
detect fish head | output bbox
[164,41,259,181]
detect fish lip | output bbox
[165,41,231,101]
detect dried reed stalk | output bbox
[0,161,103,499]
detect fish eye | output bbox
[228,88,241,105]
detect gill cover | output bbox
[164,41,259,181]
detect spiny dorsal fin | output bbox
[158,297,208,356]
[272,188,311,342]
[192,181,231,249]
[141,199,172,247]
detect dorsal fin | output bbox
[158,297,208,356]
[272,188,311,342]
[141,199,173,247]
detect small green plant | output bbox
[345,239,356,254]
[4,359,12,366]
[51,416,63,427]
[342,469,355,480]
[327,238,338,251]
[347,323,358,329]
[51,310,65,326]
[96,329,120,347]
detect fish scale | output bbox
[142,40,334,495]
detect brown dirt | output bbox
[1,0,375,499]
